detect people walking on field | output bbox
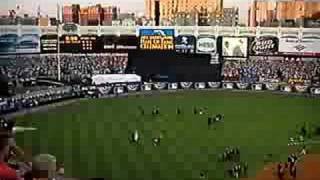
[138,106,144,116]
[130,130,140,144]
[176,107,181,115]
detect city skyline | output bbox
[0,0,250,23]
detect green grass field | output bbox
[13,91,320,180]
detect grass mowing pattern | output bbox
[14,91,320,180]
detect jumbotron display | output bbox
[139,29,175,50]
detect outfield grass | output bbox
[14,91,320,180]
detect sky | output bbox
[0,0,251,23]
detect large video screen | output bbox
[139,29,175,50]
[128,51,221,82]
[222,37,248,57]
[40,35,58,53]
[59,35,81,53]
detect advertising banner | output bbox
[15,34,40,54]
[154,82,167,90]
[175,35,196,53]
[311,87,320,95]
[196,36,216,54]
[180,82,193,89]
[265,83,279,91]
[249,36,278,55]
[61,23,79,34]
[279,36,320,56]
[237,83,250,90]
[116,35,138,51]
[0,33,40,54]
[194,82,206,89]
[169,83,178,90]
[0,34,18,54]
[101,35,117,52]
[222,37,248,57]
[139,29,175,50]
[208,82,221,88]
[127,84,140,91]
[40,35,58,53]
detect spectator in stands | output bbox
[0,118,18,180]
[222,57,320,85]
[0,54,129,86]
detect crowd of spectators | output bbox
[222,57,320,85]
[0,54,128,85]
[0,86,81,115]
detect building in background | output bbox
[0,15,16,25]
[101,6,113,26]
[38,17,50,26]
[112,6,120,20]
[87,4,101,26]
[80,7,88,26]
[62,5,73,23]
[63,4,119,26]
[72,4,80,24]
[50,18,58,26]
[118,13,136,26]
[249,0,320,27]
[145,0,223,25]
[210,7,239,26]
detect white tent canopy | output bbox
[92,74,142,85]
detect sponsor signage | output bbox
[15,34,40,54]
[279,36,320,56]
[222,37,248,57]
[196,36,216,54]
[59,35,81,53]
[175,35,196,53]
[62,23,79,34]
[0,34,18,54]
[116,35,138,50]
[40,35,58,53]
[0,33,40,54]
[101,35,117,51]
[139,29,175,50]
[249,36,278,55]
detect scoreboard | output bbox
[80,35,98,53]
[59,35,81,53]
[40,35,58,53]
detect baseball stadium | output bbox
[0,25,320,180]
